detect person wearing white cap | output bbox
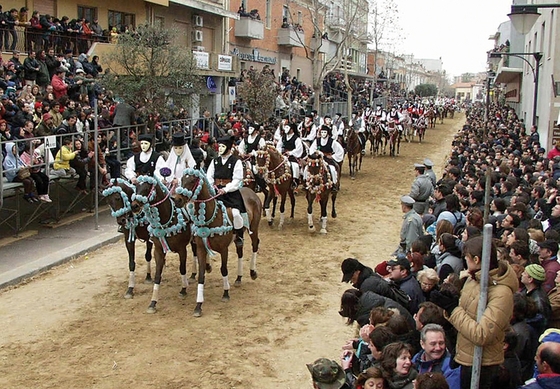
[399,195,423,254]
[409,163,433,216]
[154,132,196,186]
[423,158,436,187]
[125,134,164,183]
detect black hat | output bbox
[341,258,363,282]
[387,254,411,271]
[217,135,234,148]
[138,134,153,143]
[172,132,186,147]
[537,239,559,254]
[320,125,332,136]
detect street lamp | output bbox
[489,51,542,126]
[509,4,560,34]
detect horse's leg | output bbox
[178,245,188,299]
[264,188,274,226]
[235,231,244,286]
[220,249,230,302]
[248,214,260,280]
[278,193,287,230]
[124,236,136,299]
[397,134,401,156]
[144,239,153,283]
[307,194,315,232]
[147,246,166,314]
[194,243,207,317]
[319,196,328,234]
[348,154,353,179]
[289,188,296,219]
[331,190,338,218]
[189,240,197,280]
[359,152,363,171]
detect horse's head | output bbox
[173,168,203,208]
[103,178,135,226]
[255,146,271,175]
[131,175,159,214]
[306,152,325,186]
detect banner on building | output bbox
[504,80,520,103]
[228,86,236,105]
[218,55,232,71]
[193,51,209,69]
[206,76,217,93]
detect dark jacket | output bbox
[23,57,39,81]
[412,350,460,388]
[355,291,414,328]
[395,273,425,314]
[522,375,560,389]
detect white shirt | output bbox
[276,133,304,159]
[206,153,244,193]
[238,134,266,156]
[309,136,345,163]
[298,122,317,142]
[154,146,196,183]
[125,149,164,181]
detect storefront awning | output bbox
[145,0,169,6]
[494,67,522,84]
[170,0,239,19]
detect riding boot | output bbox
[234,228,244,248]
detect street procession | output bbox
[2,0,560,388]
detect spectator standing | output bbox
[399,195,423,253]
[521,264,552,332]
[409,163,433,215]
[423,158,436,187]
[537,240,560,293]
[23,50,40,86]
[4,8,19,51]
[307,358,348,389]
[519,342,560,388]
[388,255,425,314]
[35,50,50,88]
[51,68,68,99]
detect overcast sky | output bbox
[394,0,513,77]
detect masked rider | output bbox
[207,135,247,247]
[155,132,196,188]
[238,122,267,189]
[276,122,304,188]
[308,125,344,191]
[298,114,317,150]
[332,112,345,143]
[387,106,403,134]
[349,111,366,156]
[125,134,164,183]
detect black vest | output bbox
[282,133,298,152]
[213,155,238,179]
[134,150,160,176]
[245,135,261,153]
[317,137,334,154]
[189,146,204,169]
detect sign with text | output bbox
[45,136,56,149]
[218,55,232,71]
[193,51,209,69]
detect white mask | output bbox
[305,118,312,125]
[218,144,228,155]
[321,130,328,139]
[248,126,255,135]
[283,125,291,134]
[173,145,184,156]
[140,140,151,152]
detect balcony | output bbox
[235,17,264,39]
[277,27,305,47]
[310,37,331,53]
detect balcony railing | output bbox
[235,17,264,39]
[277,26,305,48]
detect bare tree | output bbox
[237,68,277,124]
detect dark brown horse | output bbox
[172,168,262,317]
[345,126,362,179]
[385,121,401,157]
[425,108,437,128]
[130,175,192,314]
[304,152,337,233]
[103,178,153,299]
[412,116,427,143]
[368,121,385,156]
[255,144,295,229]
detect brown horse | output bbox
[385,121,401,157]
[130,175,192,314]
[172,168,262,317]
[425,108,437,128]
[345,126,362,179]
[368,121,385,156]
[103,178,153,299]
[305,152,337,233]
[255,144,296,229]
[411,116,427,143]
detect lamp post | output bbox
[509,4,560,34]
[489,51,542,126]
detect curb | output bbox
[0,232,123,290]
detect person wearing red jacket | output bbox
[51,67,67,99]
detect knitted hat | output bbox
[525,264,545,282]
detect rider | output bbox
[332,112,345,140]
[276,122,304,188]
[298,113,317,148]
[374,104,387,132]
[308,125,344,191]
[349,110,366,156]
[238,122,267,190]
[154,132,196,187]
[387,105,404,135]
[207,135,247,247]
[125,134,164,183]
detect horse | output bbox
[425,108,436,128]
[172,168,262,317]
[368,121,385,156]
[411,116,427,143]
[255,144,296,229]
[437,106,444,124]
[103,178,154,299]
[130,175,193,314]
[385,121,401,157]
[345,126,362,179]
[400,111,413,143]
[304,153,337,233]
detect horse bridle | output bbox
[255,146,291,185]
[305,155,333,196]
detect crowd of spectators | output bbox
[308,103,560,389]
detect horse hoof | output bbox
[268,220,273,227]
[278,224,283,231]
[332,211,337,218]
[250,270,258,280]
[146,307,157,314]
[234,276,242,286]
[308,225,315,232]
[222,295,230,302]
[179,288,187,299]
[320,228,327,234]
[193,309,202,317]
[351,176,355,180]
[189,273,196,281]
[143,278,153,285]
[206,264,212,273]
[124,292,133,299]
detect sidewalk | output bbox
[0,208,122,289]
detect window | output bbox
[108,10,135,33]
[283,5,289,20]
[154,16,164,28]
[548,11,554,57]
[265,0,271,29]
[78,6,97,22]
[297,11,302,26]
